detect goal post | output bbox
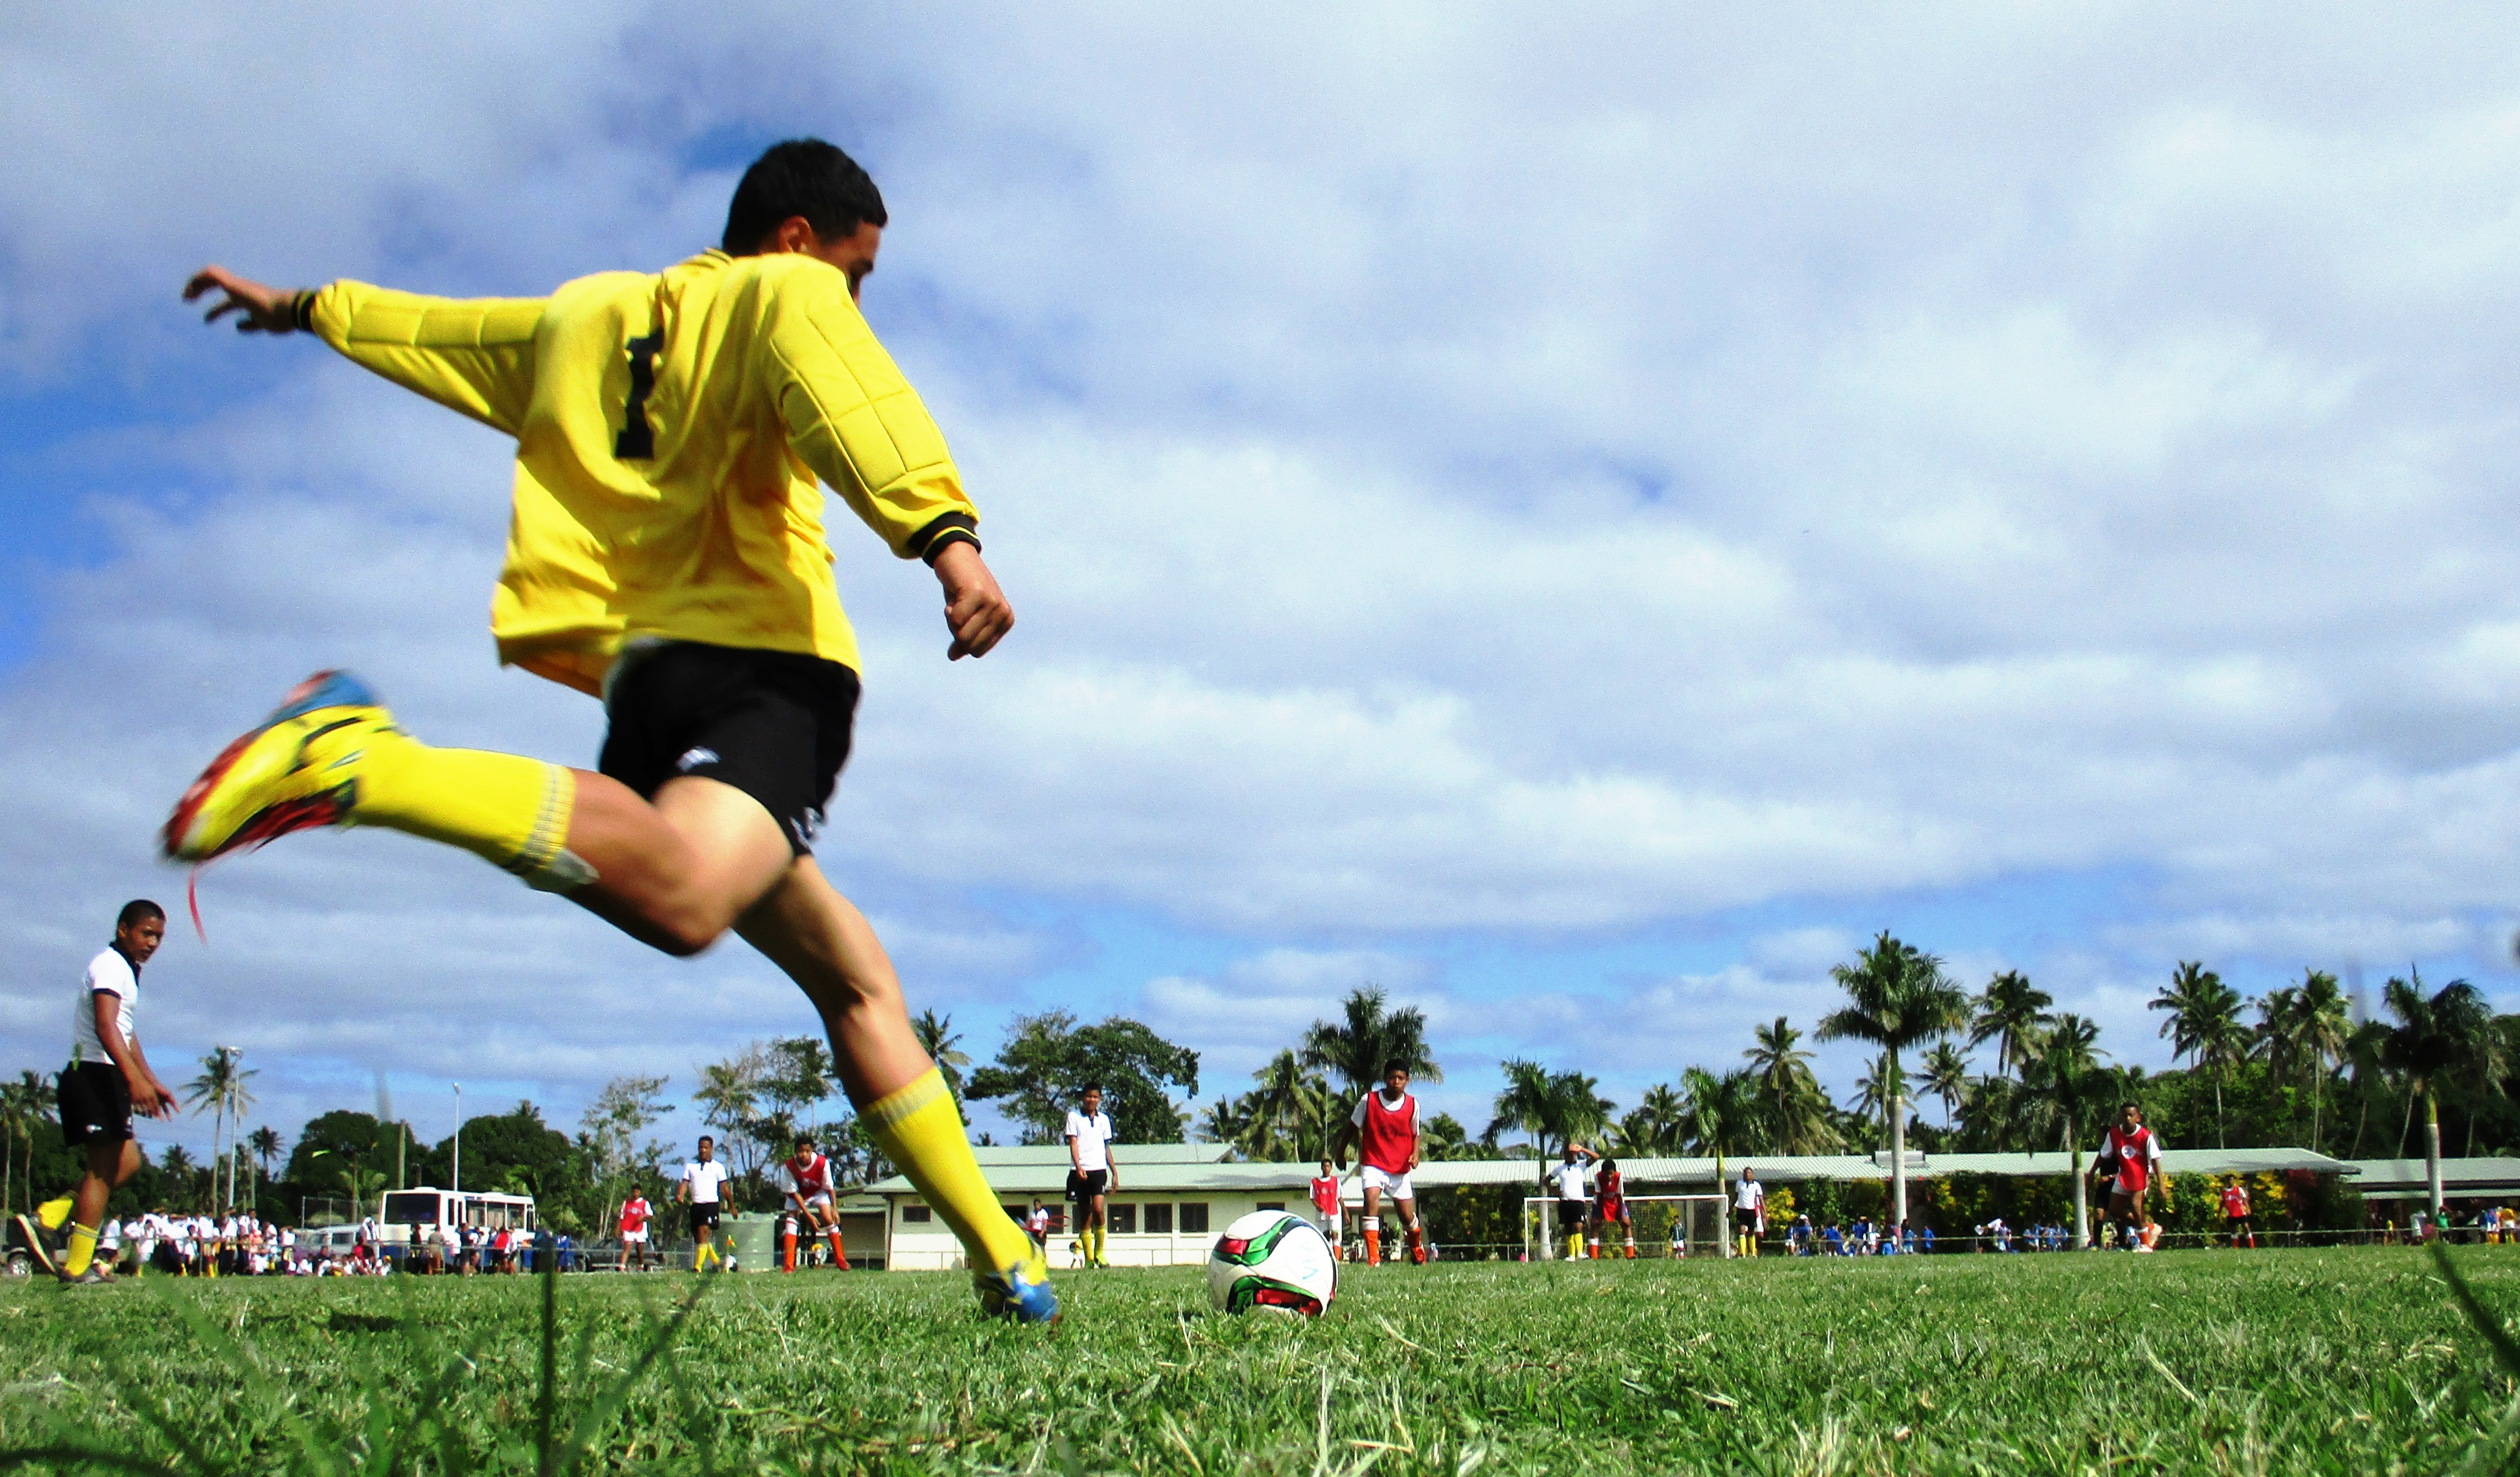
[1522,1193,1730,1259]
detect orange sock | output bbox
[828,1231,849,1269]
[1363,1218,1381,1265]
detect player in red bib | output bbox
[777,1133,850,1271]
[2220,1177,2253,1250]
[1593,1156,1634,1259]
[1332,1060,1426,1266]
[617,1192,654,1272]
[1310,1159,1345,1260]
[2092,1102,2169,1252]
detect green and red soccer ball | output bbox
[1206,1209,1339,1316]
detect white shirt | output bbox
[1065,1110,1115,1172]
[1553,1159,1591,1199]
[74,946,139,1060]
[683,1159,730,1204]
[1734,1177,1765,1212]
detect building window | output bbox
[1258,1202,1285,1213]
[901,1204,931,1223]
[1145,1204,1174,1235]
[1179,1203,1209,1234]
[1047,1208,1066,1234]
[1108,1204,1137,1235]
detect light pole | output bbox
[451,1082,461,1193]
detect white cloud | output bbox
[9,3,2520,1142]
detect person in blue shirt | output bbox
[1822,1223,1844,1256]
[1917,1224,1935,1255]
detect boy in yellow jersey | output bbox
[170,140,1052,1322]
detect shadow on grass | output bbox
[0,1246,714,1476]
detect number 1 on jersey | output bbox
[614,329,664,458]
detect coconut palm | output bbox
[1969,970,2054,1079]
[1615,1083,1687,1156]
[0,1072,51,1215]
[1743,1017,1840,1153]
[1260,1049,1335,1160]
[2262,971,2352,1152]
[1484,1061,1613,1167]
[2379,968,2494,1218]
[2013,1015,2115,1247]
[2343,1019,2394,1159]
[2150,962,2247,1148]
[246,1126,284,1213]
[910,1009,970,1102]
[1301,987,1443,1099]
[183,1047,257,1212]
[1678,1067,1766,1252]
[1919,1041,1971,1129]
[1955,1073,2020,1150]
[1817,931,1969,1228]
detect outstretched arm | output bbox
[184,266,304,333]
[181,263,542,434]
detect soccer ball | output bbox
[1207,1210,1337,1316]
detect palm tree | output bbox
[1678,1067,1765,1254]
[1817,931,1969,1229]
[1742,1017,1840,1153]
[2379,968,2494,1218]
[2013,1015,2114,1247]
[183,1047,257,1212]
[1301,987,1443,1099]
[1248,1050,1332,1161]
[1955,1073,2020,1151]
[911,1009,970,1101]
[2289,971,2352,1153]
[1920,1041,1971,1129]
[247,1126,284,1213]
[2343,1019,2394,1159]
[1617,1083,1687,1156]
[2150,962,2247,1147]
[0,1073,51,1215]
[1969,970,2054,1079]
[1849,1052,1900,1128]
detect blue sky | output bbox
[8,3,2520,1163]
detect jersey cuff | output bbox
[291,289,320,334]
[909,511,980,564]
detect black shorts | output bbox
[599,642,861,856]
[1558,1198,1589,1228]
[58,1060,130,1148]
[1072,1170,1108,1200]
[689,1204,722,1235]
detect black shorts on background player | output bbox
[58,1060,130,1147]
[600,642,860,855]
[689,1204,722,1236]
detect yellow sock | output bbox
[863,1070,1035,1275]
[344,734,590,893]
[36,1197,72,1231]
[63,1224,98,1278]
[694,1239,717,1271]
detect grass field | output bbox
[1,1247,2516,1474]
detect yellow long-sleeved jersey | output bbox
[300,249,979,696]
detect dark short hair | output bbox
[722,138,888,254]
[2121,1101,2141,1113]
[1381,1060,1410,1077]
[698,1135,715,1145]
[1081,1085,1102,1096]
[794,1134,815,1148]
[116,899,164,930]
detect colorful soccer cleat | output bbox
[10,1215,59,1276]
[974,1253,1060,1324]
[162,671,397,863]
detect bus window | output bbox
[382,1192,442,1225]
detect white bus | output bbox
[377,1187,539,1239]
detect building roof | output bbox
[866,1143,2358,1198]
[2343,1158,2520,1195]
[868,1141,1293,1198]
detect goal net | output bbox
[1522,1193,1731,1260]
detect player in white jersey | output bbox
[678,1136,733,1272]
[1064,1088,1118,1268]
[24,901,180,1283]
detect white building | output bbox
[870,1143,1320,1270]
